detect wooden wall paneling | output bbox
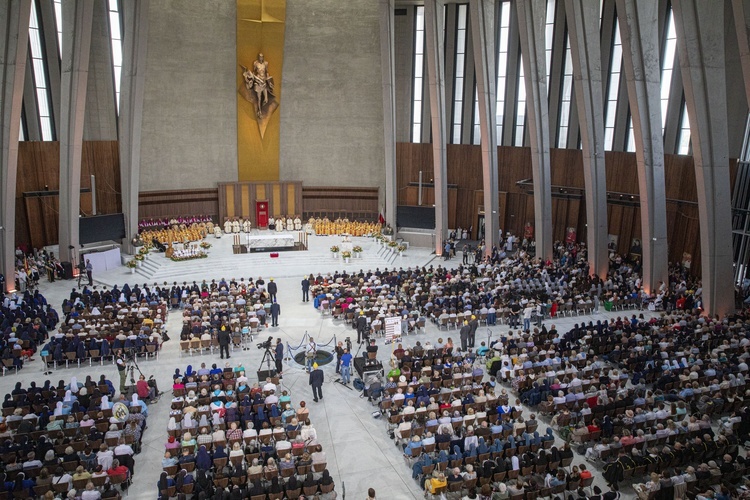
[301,186,379,221]
[139,189,220,221]
[15,141,122,250]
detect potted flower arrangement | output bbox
[352,245,363,258]
[126,260,138,274]
[330,245,339,259]
[388,241,398,253]
[134,254,144,267]
[200,241,212,250]
[398,244,407,256]
[341,250,352,263]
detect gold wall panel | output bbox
[236,0,286,181]
[241,184,251,217]
[272,184,281,216]
[225,185,235,218]
[287,184,296,215]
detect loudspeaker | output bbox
[257,369,277,381]
[61,261,74,280]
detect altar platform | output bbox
[231,232,305,253]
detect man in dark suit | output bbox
[267,278,277,301]
[270,301,281,327]
[309,363,324,402]
[274,338,284,376]
[468,314,479,348]
[217,327,230,359]
[356,311,368,343]
[301,277,310,302]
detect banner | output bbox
[384,316,402,343]
[236,0,286,181]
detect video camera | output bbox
[257,336,273,350]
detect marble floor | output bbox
[8,234,639,499]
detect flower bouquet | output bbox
[200,241,212,250]
[388,241,398,249]
[352,245,363,258]
[341,251,352,258]
[398,244,407,253]
[330,245,339,259]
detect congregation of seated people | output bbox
[0,375,150,499]
[0,290,57,373]
[160,364,336,499]
[176,278,279,355]
[484,305,750,496]
[40,284,167,369]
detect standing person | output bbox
[340,348,352,385]
[86,259,93,285]
[270,301,281,327]
[356,311,368,344]
[301,276,310,302]
[459,320,470,351]
[274,338,284,376]
[309,363,323,402]
[267,278,277,301]
[468,315,478,349]
[334,342,344,374]
[462,245,469,264]
[305,337,317,372]
[116,354,127,395]
[444,241,451,260]
[218,327,230,359]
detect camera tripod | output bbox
[258,346,276,378]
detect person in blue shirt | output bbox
[339,349,352,385]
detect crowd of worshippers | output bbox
[177,277,279,344]
[302,244,694,350]
[159,364,336,499]
[374,338,604,499]
[0,375,151,499]
[0,290,57,372]
[38,284,167,367]
[478,308,750,494]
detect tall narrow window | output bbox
[28,0,54,141]
[19,119,25,141]
[514,62,526,147]
[660,6,677,134]
[676,100,691,154]
[604,18,623,150]
[451,4,468,143]
[545,0,556,94]
[495,0,511,144]
[472,86,481,145]
[626,116,636,152]
[107,0,123,114]
[53,0,62,59]
[557,33,573,148]
[411,6,426,142]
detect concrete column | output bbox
[58,0,93,263]
[469,0,498,256]
[380,0,397,229]
[616,0,669,294]
[673,0,734,315]
[564,0,609,277]
[516,0,553,261]
[424,0,448,255]
[733,0,750,110]
[118,0,149,254]
[0,1,30,292]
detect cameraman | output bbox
[116,353,127,394]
